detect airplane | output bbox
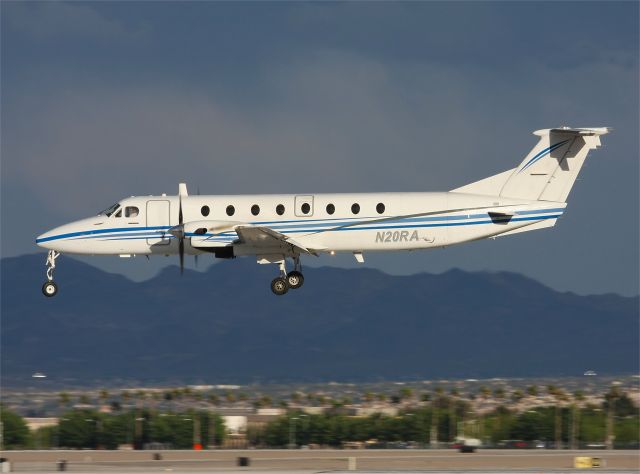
[36,126,610,297]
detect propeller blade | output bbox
[178,188,184,275]
[179,238,184,275]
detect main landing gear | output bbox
[270,257,305,296]
[42,250,60,297]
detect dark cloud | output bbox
[2,2,638,295]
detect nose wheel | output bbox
[42,250,60,297]
[42,281,58,297]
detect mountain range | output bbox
[1,253,637,386]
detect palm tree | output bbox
[478,386,491,400]
[57,392,71,415]
[570,390,585,450]
[604,385,621,450]
[449,388,460,442]
[99,389,110,406]
[547,385,566,449]
[430,387,444,447]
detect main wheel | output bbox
[270,277,289,296]
[287,271,304,289]
[42,281,58,297]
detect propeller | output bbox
[194,184,199,268]
[167,184,188,275]
[178,193,184,275]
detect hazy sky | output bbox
[2,1,638,296]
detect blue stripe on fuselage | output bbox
[36,209,564,243]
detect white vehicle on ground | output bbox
[37,127,609,296]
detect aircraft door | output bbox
[146,200,170,245]
[294,195,314,217]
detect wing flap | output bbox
[235,226,322,255]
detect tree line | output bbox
[2,388,638,450]
[1,407,225,450]
[250,401,639,449]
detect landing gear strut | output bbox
[269,257,305,296]
[42,250,60,297]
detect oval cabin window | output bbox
[276,204,285,216]
[226,205,235,216]
[326,203,335,215]
[376,203,385,214]
[301,203,310,215]
[351,203,360,214]
[251,204,260,216]
[201,205,210,217]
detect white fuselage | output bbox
[36,191,565,258]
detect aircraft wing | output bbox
[235,226,321,255]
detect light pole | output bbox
[193,414,201,450]
[288,416,299,449]
[430,405,439,448]
[182,416,201,450]
[134,416,145,449]
[208,412,217,449]
[403,413,414,443]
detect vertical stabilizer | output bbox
[452,127,610,202]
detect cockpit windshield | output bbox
[99,203,121,217]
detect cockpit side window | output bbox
[115,209,122,218]
[125,206,139,218]
[99,203,120,217]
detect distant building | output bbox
[256,408,286,416]
[355,407,399,417]
[25,417,58,431]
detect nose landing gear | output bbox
[42,250,60,297]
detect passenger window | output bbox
[201,205,210,217]
[251,205,260,216]
[125,207,139,218]
[376,203,385,214]
[351,203,360,214]
[326,203,335,215]
[115,209,122,218]
[226,205,235,216]
[301,203,311,215]
[276,204,285,216]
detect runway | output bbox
[2,449,638,473]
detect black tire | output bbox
[270,277,289,296]
[287,271,304,289]
[42,281,58,297]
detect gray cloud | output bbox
[2,2,637,295]
[5,2,149,42]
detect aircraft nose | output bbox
[36,229,58,249]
